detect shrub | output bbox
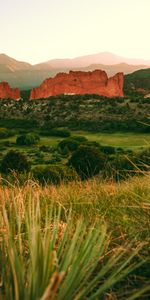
[71,136,88,143]
[68,145,106,180]
[39,145,55,153]
[1,150,30,174]
[48,128,71,137]
[58,138,80,152]
[84,141,101,149]
[100,145,116,155]
[48,153,62,164]
[59,145,70,157]
[135,148,150,169]
[32,164,78,184]
[16,133,40,146]
[1,203,145,300]
[104,154,136,180]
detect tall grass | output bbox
[0,176,150,299]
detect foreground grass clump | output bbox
[0,176,150,299]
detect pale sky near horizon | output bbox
[0,0,150,64]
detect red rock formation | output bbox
[30,70,124,99]
[0,82,20,100]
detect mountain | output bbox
[43,52,150,68]
[77,63,148,77]
[0,54,55,89]
[0,52,150,90]
[0,54,32,72]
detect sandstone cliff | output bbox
[30,70,124,99]
[0,82,20,100]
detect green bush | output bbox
[104,154,136,180]
[16,133,40,146]
[84,141,101,149]
[39,145,55,153]
[32,164,78,184]
[69,145,106,180]
[71,135,88,143]
[58,138,80,152]
[100,145,116,155]
[48,153,62,164]
[47,128,71,137]
[1,150,30,174]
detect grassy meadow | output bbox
[0,130,150,158]
[74,131,150,150]
[2,130,150,148]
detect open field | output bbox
[1,131,150,150]
[75,131,150,150]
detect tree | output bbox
[68,145,106,180]
[1,150,30,174]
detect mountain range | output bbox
[0,52,150,90]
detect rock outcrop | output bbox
[30,70,124,99]
[0,82,20,100]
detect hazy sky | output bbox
[0,0,150,64]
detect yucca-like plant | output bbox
[0,196,149,300]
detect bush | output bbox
[100,145,116,155]
[135,148,150,169]
[71,136,88,143]
[16,133,40,146]
[47,128,71,137]
[48,153,62,164]
[39,145,55,153]
[68,145,106,180]
[32,164,78,184]
[58,138,80,152]
[84,141,101,149]
[104,154,136,180]
[1,150,30,174]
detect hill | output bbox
[125,68,150,95]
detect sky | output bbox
[0,0,150,64]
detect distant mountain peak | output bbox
[0,52,150,90]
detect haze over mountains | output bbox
[0,52,150,90]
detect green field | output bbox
[73,131,150,150]
[1,131,150,151]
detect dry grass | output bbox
[0,175,150,299]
